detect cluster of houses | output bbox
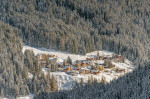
[37,52,127,76]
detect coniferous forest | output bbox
[0,0,150,98]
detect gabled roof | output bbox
[64,66,72,69]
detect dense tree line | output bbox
[0,0,149,63]
[24,50,41,74]
[0,21,29,98]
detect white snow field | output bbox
[23,45,115,62]
[23,45,135,91]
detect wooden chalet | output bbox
[116,68,125,73]
[76,63,82,67]
[94,56,104,60]
[85,63,89,66]
[77,60,90,68]
[116,55,122,59]
[63,66,72,72]
[37,53,47,61]
[79,68,91,74]
[99,56,104,60]
[86,58,94,61]
[48,54,55,58]
[81,63,89,67]
[58,68,63,71]
[79,68,86,74]
[96,65,104,71]
[65,63,70,66]
[93,70,100,75]
[74,67,81,71]
[113,56,122,62]
[85,69,91,74]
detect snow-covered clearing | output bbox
[23,45,87,62]
[41,70,125,91]
[23,45,135,91]
[23,45,114,62]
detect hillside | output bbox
[0,0,150,62]
[0,21,61,98]
[0,0,150,99]
[0,21,29,98]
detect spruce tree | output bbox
[97,51,100,56]
[67,56,72,65]
[1,89,4,99]
[51,75,58,91]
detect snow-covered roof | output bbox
[74,67,80,69]
[64,66,72,69]
[93,70,99,72]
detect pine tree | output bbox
[88,75,94,85]
[63,60,66,67]
[121,56,126,63]
[1,89,4,99]
[74,39,78,54]
[67,56,72,65]
[101,76,106,84]
[80,78,84,85]
[60,35,65,51]
[91,36,95,51]
[97,51,100,56]
[45,71,51,93]
[51,75,58,91]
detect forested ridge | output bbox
[0,21,29,98]
[0,0,150,62]
[0,0,150,98]
[0,22,58,98]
